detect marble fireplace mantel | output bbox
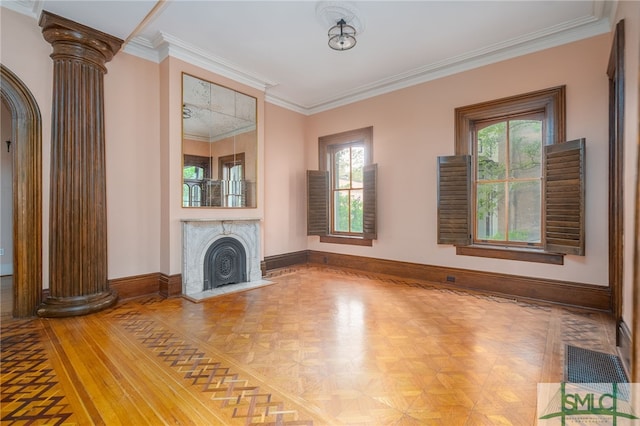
[181,219,262,296]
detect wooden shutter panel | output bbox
[307,170,329,236]
[544,138,585,255]
[363,163,377,240]
[437,155,471,245]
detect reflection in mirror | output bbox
[182,73,257,208]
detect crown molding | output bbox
[121,2,613,116]
[1,0,42,19]
[264,94,309,115]
[301,12,612,115]
[122,36,161,63]
[124,32,277,93]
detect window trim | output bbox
[318,126,373,245]
[454,86,566,263]
[457,245,564,265]
[320,235,373,246]
[455,86,565,153]
[218,152,245,180]
[319,127,373,169]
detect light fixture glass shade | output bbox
[328,18,356,51]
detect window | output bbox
[183,155,210,207]
[330,143,364,234]
[307,127,377,246]
[438,86,585,263]
[475,113,543,246]
[182,153,252,208]
[219,153,245,207]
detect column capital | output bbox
[39,11,123,70]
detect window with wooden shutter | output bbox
[442,86,580,264]
[437,155,471,245]
[307,127,376,245]
[544,138,585,255]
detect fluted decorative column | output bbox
[37,11,123,317]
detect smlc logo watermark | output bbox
[538,383,640,425]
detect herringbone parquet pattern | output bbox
[0,266,616,425]
[0,321,76,425]
[111,307,314,425]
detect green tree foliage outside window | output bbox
[476,118,542,244]
[332,145,364,234]
[183,165,204,179]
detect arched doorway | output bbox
[0,64,42,318]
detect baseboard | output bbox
[107,272,182,300]
[263,251,309,272]
[37,273,181,304]
[302,250,610,312]
[617,319,632,379]
[159,273,182,298]
[109,273,163,300]
[39,275,159,308]
[99,247,612,311]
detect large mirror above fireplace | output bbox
[182,73,257,208]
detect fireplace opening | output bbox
[203,237,247,290]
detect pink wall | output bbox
[305,34,611,286]
[263,102,307,257]
[159,58,171,275]
[183,139,211,157]
[104,52,161,279]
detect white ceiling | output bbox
[6,0,615,114]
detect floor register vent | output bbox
[565,345,628,384]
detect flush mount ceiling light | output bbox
[328,18,356,51]
[316,1,363,52]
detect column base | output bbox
[37,289,118,317]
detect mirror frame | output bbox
[181,72,258,209]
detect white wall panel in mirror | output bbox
[182,73,257,208]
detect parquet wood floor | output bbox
[1,266,616,425]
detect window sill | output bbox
[320,235,373,247]
[456,245,564,265]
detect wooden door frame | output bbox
[607,20,624,327]
[633,91,640,384]
[0,64,42,317]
